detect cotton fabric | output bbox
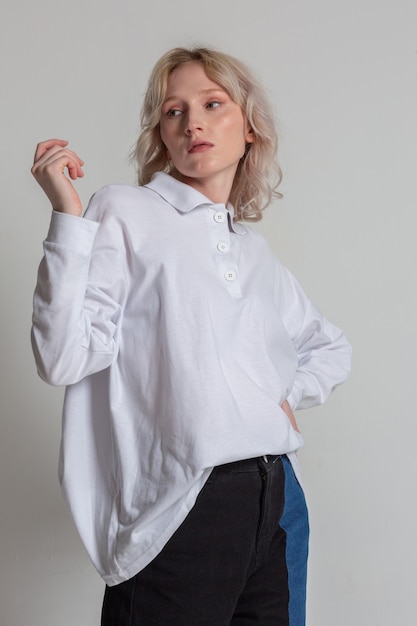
[31,172,351,585]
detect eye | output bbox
[166,108,182,118]
[206,101,222,110]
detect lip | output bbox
[187,141,214,154]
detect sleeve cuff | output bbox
[46,211,99,253]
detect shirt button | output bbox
[217,242,229,253]
[214,212,226,223]
[224,270,237,282]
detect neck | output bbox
[177,174,234,205]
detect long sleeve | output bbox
[275,262,352,411]
[31,197,127,386]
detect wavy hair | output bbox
[132,46,282,221]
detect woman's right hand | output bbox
[31,139,85,216]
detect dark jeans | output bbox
[101,455,309,625]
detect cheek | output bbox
[159,119,174,143]
[158,130,171,161]
[221,115,249,146]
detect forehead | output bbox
[166,61,224,94]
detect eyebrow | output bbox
[162,88,227,104]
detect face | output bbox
[159,61,253,202]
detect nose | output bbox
[184,109,203,135]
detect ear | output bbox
[245,127,254,144]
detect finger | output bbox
[33,138,69,163]
[32,147,84,178]
[32,153,85,187]
[34,139,84,168]
[67,160,85,180]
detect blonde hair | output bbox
[133,46,282,221]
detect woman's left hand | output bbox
[281,400,300,432]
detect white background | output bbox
[1,1,416,624]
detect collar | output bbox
[145,172,246,235]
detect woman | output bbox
[31,46,351,625]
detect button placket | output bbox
[209,206,242,297]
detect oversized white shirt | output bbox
[32,172,351,585]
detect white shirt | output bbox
[32,172,351,585]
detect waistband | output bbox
[213,455,282,474]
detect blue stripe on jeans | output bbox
[280,456,310,626]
